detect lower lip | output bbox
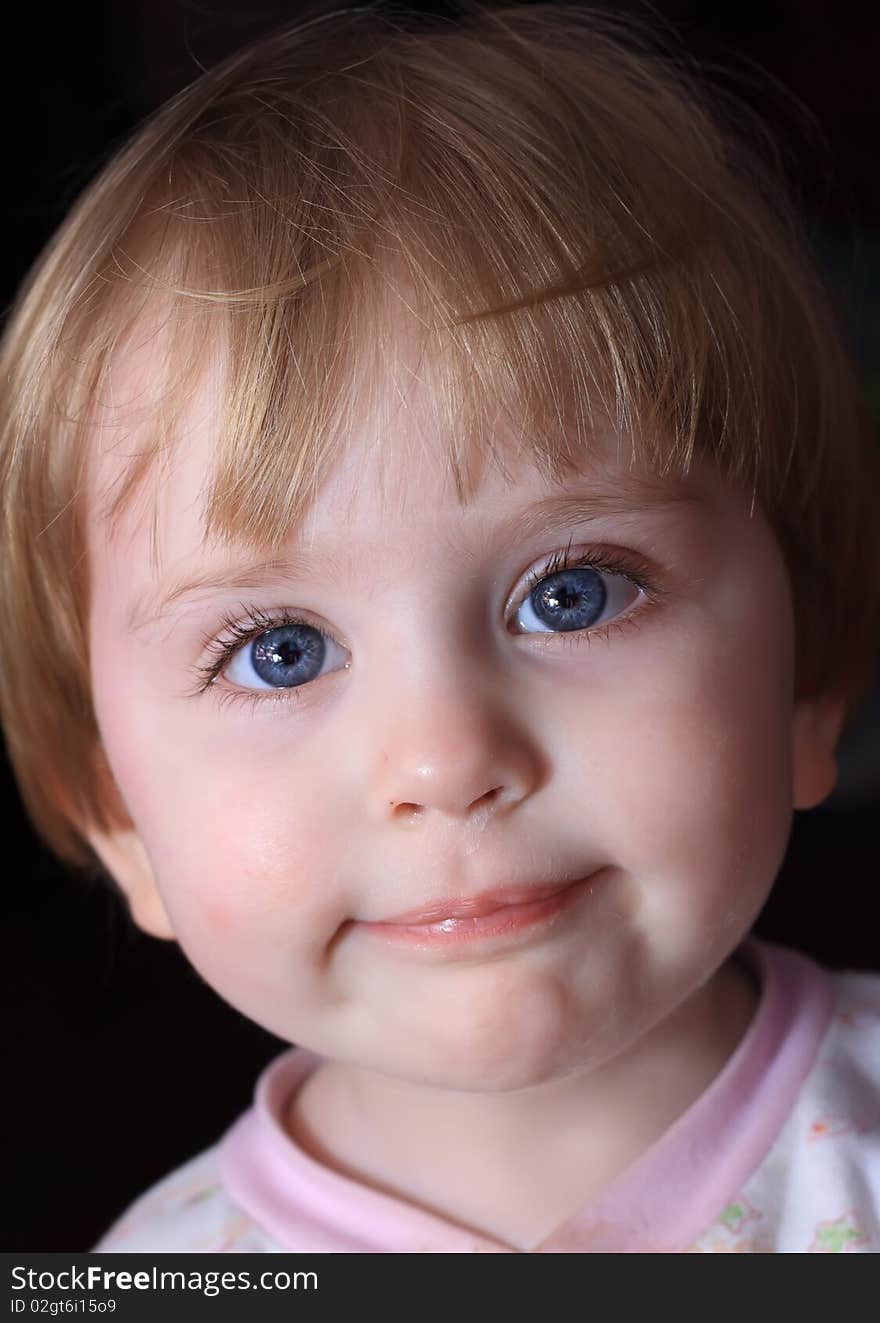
[357,874,600,957]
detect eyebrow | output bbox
[126,478,704,636]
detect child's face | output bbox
[84,320,841,1092]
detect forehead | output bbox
[84,296,728,593]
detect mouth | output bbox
[377,879,587,926]
[356,872,604,956]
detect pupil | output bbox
[273,639,301,665]
[533,567,605,631]
[252,623,325,686]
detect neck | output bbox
[286,954,759,1250]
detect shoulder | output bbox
[689,961,880,1253]
[764,966,880,1251]
[816,967,880,1098]
[827,965,880,1033]
[763,966,880,1251]
[94,1143,279,1253]
[791,965,880,1164]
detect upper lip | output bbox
[367,874,592,926]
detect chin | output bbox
[388,1018,594,1094]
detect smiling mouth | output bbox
[355,872,603,952]
[376,879,583,926]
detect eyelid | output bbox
[511,540,661,611]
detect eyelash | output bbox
[189,542,668,712]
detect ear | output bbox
[86,826,175,941]
[791,693,849,811]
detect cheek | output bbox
[563,585,795,899]
[92,668,348,960]
[144,791,335,932]
[180,885,242,940]
[622,684,792,874]
[141,814,326,1012]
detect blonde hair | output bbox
[1,0,877,870]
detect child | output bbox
[1,0,879,1254]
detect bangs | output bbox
[89,1,787,559]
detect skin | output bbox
[84,311,846,1250]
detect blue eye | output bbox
[514,562,639,636]
[224,618,348,692]
[192,604,349,702]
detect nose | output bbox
[370,678,542,823]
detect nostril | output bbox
[390,800,424,820]
[473,786,503,810]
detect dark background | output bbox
[3,0,879,1251]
